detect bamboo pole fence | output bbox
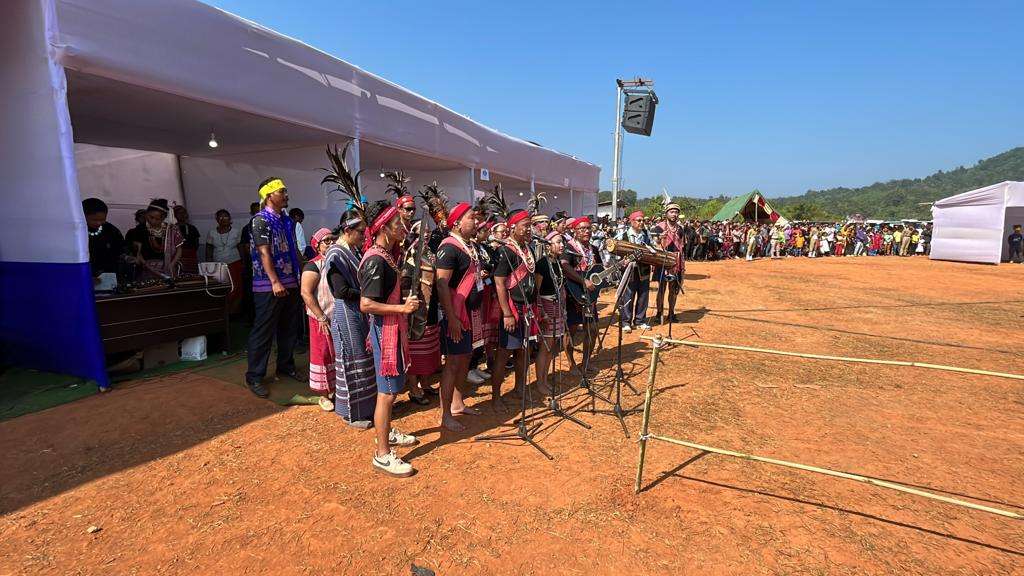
[634,335,1023,521]
[640,335,1024,382]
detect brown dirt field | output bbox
[1,256,1022,576]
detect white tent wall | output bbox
[180,145,349,238]
[930,181,1024,264]
[1,0,107,386]
[361,169,474,208]
[74,143,183,232]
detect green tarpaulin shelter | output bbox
[711,191,788,224]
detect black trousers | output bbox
[246,290,302,384]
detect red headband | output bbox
[569,216,590,229]
[363,205,399,252]
[445,202,471,228]
[628,210,644,221]
[395,195,415,208]
[507,211,530,227]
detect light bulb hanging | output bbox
[208,131,219,149]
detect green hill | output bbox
[772,147,1024,220]
[601,147,1024,221]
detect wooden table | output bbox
[94,285,230,355]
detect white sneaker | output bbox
[372,450,415,477]
[621,324,632,334]
[318,396,334,412]
[466,370,486,385]
[388,428,419,447]
[638,323,651,331]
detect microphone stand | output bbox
[474,236,554,460]
[526,256,591,431]
[585,260,642,438]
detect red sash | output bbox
[438,236,479,332]
[359,246,408,377]
[659,221,685,275]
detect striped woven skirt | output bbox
[408,324,441,376]
[538,295,566,340]
[331,299,377,422]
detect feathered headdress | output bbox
[527,187,547,217]
[480,183,510,221]
[418,181,449,220]
[382,170,411,201]
[321,143,367,221]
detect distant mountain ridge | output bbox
[772,147,1024,220]
[602,146,1024,221]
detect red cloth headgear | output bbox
[395,195,415,208]
[310,227,332,250]
[445,202,472,228]
[363,205,399,252]
[507,210,530,227]
[569,216,591,229]
[628,210,644,221]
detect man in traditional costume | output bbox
[435,202,484,430]
[561,216,601,372]
[615,210,653,333]
[491,209,537,411]
[652,203,685,325]
[244,179,304,398]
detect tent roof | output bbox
[52,0,599,192]
[711,191,758,221]
[932,181,1024,210]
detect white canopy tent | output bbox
[929,181,1024,265]
[0,0,599,386]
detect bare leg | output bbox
[667,280,680,320]
[490,347,512,412]
[440,354,468,432]
[535,337,555,397]
[374,392,396,457]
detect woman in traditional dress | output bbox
[323,211,376,427]
[127,198,182,279]
[300,227,337,411]
[359,201,420,477]
[534,230,567,397]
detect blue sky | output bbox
[207,0,1023,198]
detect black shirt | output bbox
[88,223,124,276]
[436,238,481,310]
[561,244,600,282]
[127,224,164,260]
[359,254,398,304]
[178,223,201,250]
[494,243,536,304]
[436,240,473,289]
[536,256,563,297]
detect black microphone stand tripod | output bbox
[474,237,554,460]
[524,256,591,431]
[585,259,642,438]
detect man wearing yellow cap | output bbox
[245,177,304,398]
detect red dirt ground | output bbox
[1,256,1022,575]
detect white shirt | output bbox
[294,222,307,252]
[206,226,242,264]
